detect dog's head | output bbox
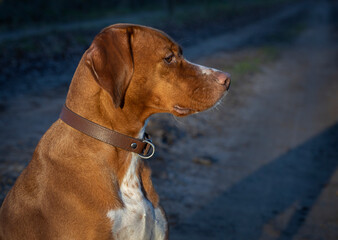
[85,24,230,117]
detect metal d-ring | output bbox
[138,139,155,159]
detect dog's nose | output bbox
[214,71,231,90]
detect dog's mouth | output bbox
[173,90,228,116]
[173,105,196,116]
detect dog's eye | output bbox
[164,54,174,64]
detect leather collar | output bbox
[59,105,155,159]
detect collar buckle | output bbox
[138,139,155,159]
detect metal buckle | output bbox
[138,139,155,159]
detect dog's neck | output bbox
[65,57,149,139]
[64,58,154,187]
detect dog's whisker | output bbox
[171,115,185,126]
[177,38,192,46]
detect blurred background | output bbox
[0,0,337,239]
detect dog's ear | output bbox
[85,27,134,108]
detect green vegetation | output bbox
[232,58,262,76]
[219,9,307,81]
[221,45,282,81]
[260,46,280,61]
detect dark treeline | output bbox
[0,0,291,30]
[0,0,181,28]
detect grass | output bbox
[232,59,261,76]
[215,9,307,82]
[218,45,282,81]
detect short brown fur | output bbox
[0,24,229,239]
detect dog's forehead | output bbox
[141,27,182,53]
[108,23,179,49]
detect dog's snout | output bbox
[214,71,231,90]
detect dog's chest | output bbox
[107,155,166,240]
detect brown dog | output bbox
[0,24,230,239]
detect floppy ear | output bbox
[85,27,134,108]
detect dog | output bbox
[0,24,230,239]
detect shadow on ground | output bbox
[172,123,338,240]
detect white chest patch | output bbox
[107,154,167,240]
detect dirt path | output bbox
[158,1,338,239]
[0,1,337,239]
